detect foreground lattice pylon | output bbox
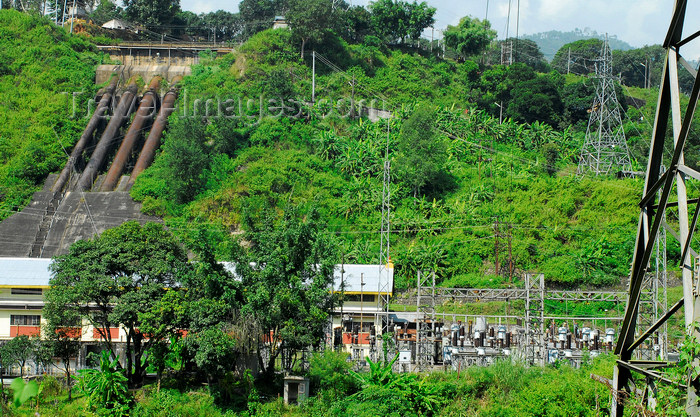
[613,1,700,415]
[578,37,633,176]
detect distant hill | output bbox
[524,29,633,61]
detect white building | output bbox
[0,259,394,348]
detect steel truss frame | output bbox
[613,1,700,415]
[416,270,436,371]
[427,287,626,304]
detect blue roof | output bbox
[0,259,394,295]
[0,258,53,287]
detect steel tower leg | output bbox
[612,1,700,415]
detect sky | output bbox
[179,0,700,59]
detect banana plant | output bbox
[9,377,38,408]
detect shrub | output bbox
[74,351,131,416]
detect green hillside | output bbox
[0,10,670,290]
[130,28,646,290]
[0,10,104,218]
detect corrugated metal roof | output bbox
[0,258,53,287]
[0,259,394,295]
[223,262,394,295]
[333,264,393,295]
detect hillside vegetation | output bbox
[130,28,646,289]
[0,10,104,217]
[0,10,682,290]
[5,353,616,417]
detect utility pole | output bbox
[494,218,500,277]
[311,50,316,105]
[646,57,650,89]
[507,222,513,283]
[60,0,67,26]
[69,0,75,34]
[567,48,571,74]
[515,0,520,62]
[509,39,513,67]
[577,36,632,176]
[375,119,392,359]
[350,74,356,118]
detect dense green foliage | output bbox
[0,9,666,289]
[443,16,496,59]
[287,0,335,58]
[124,0,180,29]
[2,354,617,416]
[0,10,103,220]
[0,336,33,378]
[366,0,436,44]
[237,206,339,374]
[74,351,132,415]
[129,28,643,289]
[46,221,194,386]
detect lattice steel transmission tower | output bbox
[635,180,670,361]
[524,273,545,366]
[613,1,700,415]
[578,37,633,176]
[376,120,392,360]
[416,270,436,371]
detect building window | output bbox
[11,288,42,295]
[10,315,40,326]
[344,294,375,302]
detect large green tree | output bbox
[287,0,334,58]
[506,73,564,126]
[239,0,287,38]
[551,38,603,75]
[612,45,665,89]
[0,335,33,377]
[336,5,373,44]
[202,10,244,42]
[236,206,338,375]
[46,221,192,386]
[368,0,435,44]
[444,16,496,59]
[89,0,123,25]
[472,62,536,118]
[395,104,449,198]
[124,0,180,28]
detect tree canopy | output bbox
[239,0,285,37]
[287,0,335,58]
[484,38,549,72]
[444,16,496,59]
[89,0,123,26]
[368,0,435,44]
[124,0,181,28]
[236,206,338,375]
[46,221,192,386]
[395,104,450,198]
[0,335,33,378]
[507,73,565,127]
[551,38,603,75]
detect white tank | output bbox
[475,316,487,332]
